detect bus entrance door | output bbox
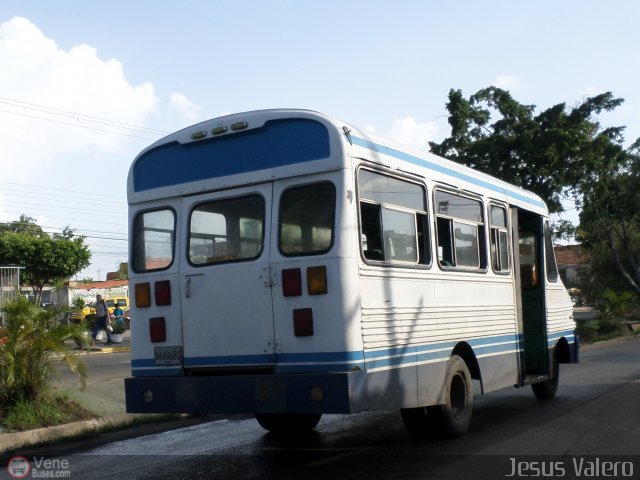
[513,209,550,381]
[180,183,277,372]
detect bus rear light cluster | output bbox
[149,317,166,343]
[135,282,151,308]
[282,268,302,297]
[155,280,172,306]
[293,308,314,337]
[281,266,327,297]
[135,281,172,307]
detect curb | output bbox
[0,413,144,453]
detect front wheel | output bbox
[255,412,322,434]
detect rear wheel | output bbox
[255,412,322,434]
[401,355,474,438]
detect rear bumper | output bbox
[125,371,368,415]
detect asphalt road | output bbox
[7,336,640,480]
[54,349,131,416]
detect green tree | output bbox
[578,149,640,298]
[0,297,89,405]
[0,217,91,303]
[116,262,128,280]
[429,88,632,214]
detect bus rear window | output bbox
[279,182,335,256]
[189,195,265,265]
[132,209,175,272]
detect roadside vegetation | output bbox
[0,297,96,431]
[575,290,640,344]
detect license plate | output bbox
[154,346,183,366]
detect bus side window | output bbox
[544,221,559,282]
[357,169,429,266]
[434,190,485,270]
[490,205,510,273]
[360,202,384,260]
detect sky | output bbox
[0,1,638,283]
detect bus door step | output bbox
[522,374,550,385]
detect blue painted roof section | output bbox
[351,135,546,210]
[133,118,331,192]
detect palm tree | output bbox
[0,296,89,405]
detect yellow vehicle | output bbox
[105,297,130,315]
[68,304,96,323]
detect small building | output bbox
[554,244,589,289]
[67,279,129,305]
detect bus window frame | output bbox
[131,206,177,274]
[433,187,487,273]
[489,202,511,275]
[544,220,560,283]
[278,180,336,258]
[356,167,431,269]
[187,193,266,267]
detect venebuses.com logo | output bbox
[6,457,30,479]
[6,456,71,478]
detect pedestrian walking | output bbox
[91,294,113,344]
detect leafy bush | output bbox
[111,320,127,334]
[0,297,89,406]
[596,289,634,336]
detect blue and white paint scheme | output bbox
[125,109,578,425]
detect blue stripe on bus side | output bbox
[130,331,577,375]
[351,135,547,210]
[183,353,275,367]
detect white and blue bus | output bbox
[125,109,578,436]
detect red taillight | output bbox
[149,317,166,343]
[135,282,151,308]
[293,308,314,337]
[155,280,171,306]
[282,268,302,297]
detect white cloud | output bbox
[494,75,521,90]
[0,17,158,182]
[169,92,202,123]
[385,116,438,150]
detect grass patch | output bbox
[3,393,96,432]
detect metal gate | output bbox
[0,266,23,325]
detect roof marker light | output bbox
[190,131,208,140]
[230,121,248,131]
[212,126,228,135]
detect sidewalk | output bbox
[0,331,137,453]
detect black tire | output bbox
[532,355,559,399]
[400,407,431,436]
[255,412,322,434]
[401,355,474,438]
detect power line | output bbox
[0,107,160,142]
[0,96,168,136]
